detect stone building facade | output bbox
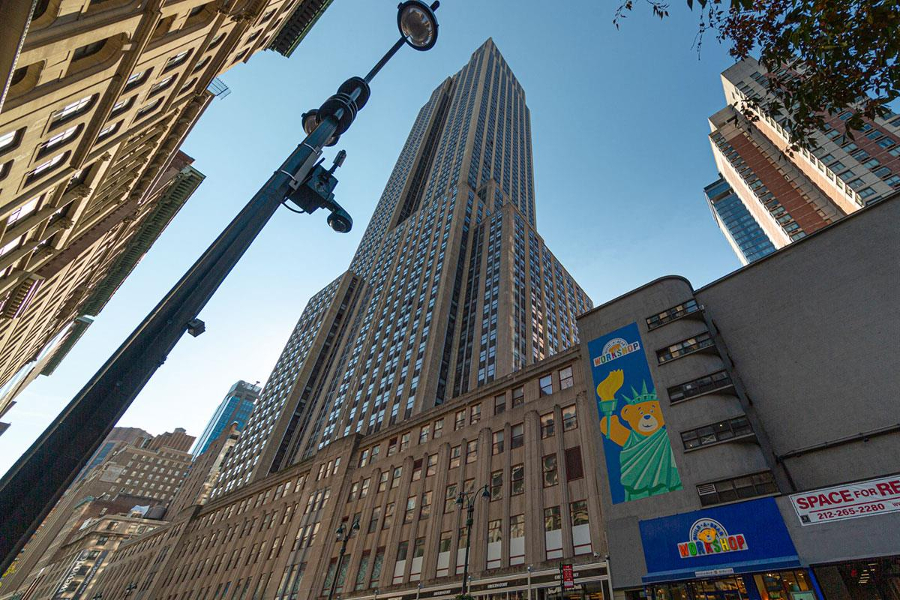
[0,0,332,421]
[88,352,611,600]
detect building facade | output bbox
[0,429,194,596]
[89,352,611,600]
[577,193,900,600]
[168,424,241,517]
[703,177,775,265]
[76,426,153,482]
[193,381,260,457]
[707,58,900,256]
[213,39,592,499]
[0,0,333,423]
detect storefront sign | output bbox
[588,323,682,504]
[562,564,574,589]
[639,498,799,583]
[789,474,900,525]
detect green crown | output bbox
[624,381,657,405]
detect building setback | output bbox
[0,0,334,424]
[707,58,900,259]
[577,193,900,600]
[192,381,260,457]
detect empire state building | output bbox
[214,38,592,498]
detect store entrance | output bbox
[815,556,900,600]
[649,575,750,600]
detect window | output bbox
[657,331,715,364]
[193,55,212,73]
[494,394,506,415]
[377,472,388,492]
[511,464,524,495]
[7,195,40,225]
[433,419,443,439]
[466,440,477,463]
[135,97,162,119]
[149,75,175,95]
[368,507,380,532]
[444,484,457,513]
[565,447,584,481]
[698,471,778,506]
[383,503,394,528]
[360,478,370,498]
[420,491,432,519]
[667,370,732,403]
[50,95,94,126]
[490,470,503,500]
[492,431,504,454]
[438,531,452,553]
[400,432,411,451]
[396,540,409,561]
[449,445,461,469]
[391,467,402,488]
[559,367,574,390]
[512,386,525,408]
[26,152,67,182]
[510,423,524,449]
[208,32,226,50]
[562,405,577,431]
[348,482,359,501]
[97,121,120,140]
[878,137,896,148]
[426,454,437,477]
[419,425,429,444]
[455,410,465,430]
[72,39,106,62]
[370,549,384,588]
[0,129,21,154]
[542,454,558,487]
[570,500,589,526]
[387,437,397,456]
[510,514,525,538]
[488,519,502,543]
[539,374,553,396]
[412,459,423,481]
[646,298,700,329]
[681,416,754,450]
[470,404,481,424]
[164,51,190,70]
[124,69,150,90]
[544,506,561,531]
[540,413,555,438]
[404,496,416,523]
[110,96,134,115]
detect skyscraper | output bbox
[213,39,592,498]
[192,380,260,456]
[707,58,900,252]
[704,177,776,265]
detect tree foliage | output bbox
[615,0,900,147]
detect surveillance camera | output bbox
[327,207,353,233]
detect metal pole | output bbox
[0,116,338,575]
[327,533,350,600]
[364,38,405,84]
[462,500,474,596]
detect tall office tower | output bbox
[0,0,333,425]
[76,426,153,482]
[704,177,776,265]
[707,58,900,252]
[192,380,260,456]
[213,39,592,498]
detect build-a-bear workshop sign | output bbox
[588,322,682,504]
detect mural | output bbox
[588,322,682,504]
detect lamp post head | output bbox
[336,523,345,539]
[351,518,360,532]
[397,1,439,51]
[480,485,490,499]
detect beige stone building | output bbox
[87,352,611,600]
[0,0,333,422]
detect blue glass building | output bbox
[705,177,777,265]
[192,380,260,456]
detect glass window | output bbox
[433,419,443,439]
[490,470,503,500]
[449,446,460,469]
[454,410,465,430]
[494,394,506,415]
[570,500,589,526]
[539,374,553,396]
[426,454,437,477]
[565,447,584,481]
[444,484,457,513]
[492,431,504,454]
[512,386,525,407]
[562,405,577,430]
[470,404,481,424]
[542,454,558,487]
[488,519,502,543]
[559,366,574,389]
[511,464,524,495]
[510,514,525,538]
[540,413,555,438]
[510,423,524,448]
[544,506,561,531]
[466,440,477,463]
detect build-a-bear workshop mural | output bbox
[589,322,683,504]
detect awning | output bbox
[642,556,802,583]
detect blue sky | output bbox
[0,0,742,475]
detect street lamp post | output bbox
[326,517,360,600]
[123,583,137,600]
[456,484,490,597]
[0,0,440,576]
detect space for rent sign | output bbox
[790,474,900,525]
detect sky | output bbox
[0,0,744,476]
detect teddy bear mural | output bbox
[587,322,683,504]
[597,370,682,502]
